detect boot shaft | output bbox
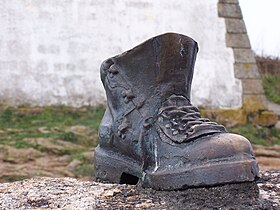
[100,33,199,119]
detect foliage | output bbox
[262,74,280,104]
[256,55,280,105]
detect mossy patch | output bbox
[201,109,247,128]
[242,95,266,112]
[248,110,278,127]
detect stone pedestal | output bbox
[0,171,279,209]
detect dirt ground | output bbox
[1,106,279,183]
[1,142,280,183]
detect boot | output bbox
[94,33,259,190]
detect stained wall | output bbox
[0,0,242,108]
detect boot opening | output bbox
[120,173,139,185]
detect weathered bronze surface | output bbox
[94,33,259,190]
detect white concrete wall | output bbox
[0,0,242,108]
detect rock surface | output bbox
[253,145,280,170]
[0,171,279,210]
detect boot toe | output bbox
[145,133,259,190]
[190,133,254,162]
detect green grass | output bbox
[228,124,280,146]
[0,106,105,148]
[2,175,29,182]
[262,74,280,105]
[0,106,104,129]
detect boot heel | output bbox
[94,146,142,184]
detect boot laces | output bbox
[158,95,222,138]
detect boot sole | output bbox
[147,159,259,190]
[94,146,142,184]
[94,146,259,190]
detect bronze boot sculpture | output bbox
[94,33,259,190]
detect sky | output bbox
[239,0,280,57]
